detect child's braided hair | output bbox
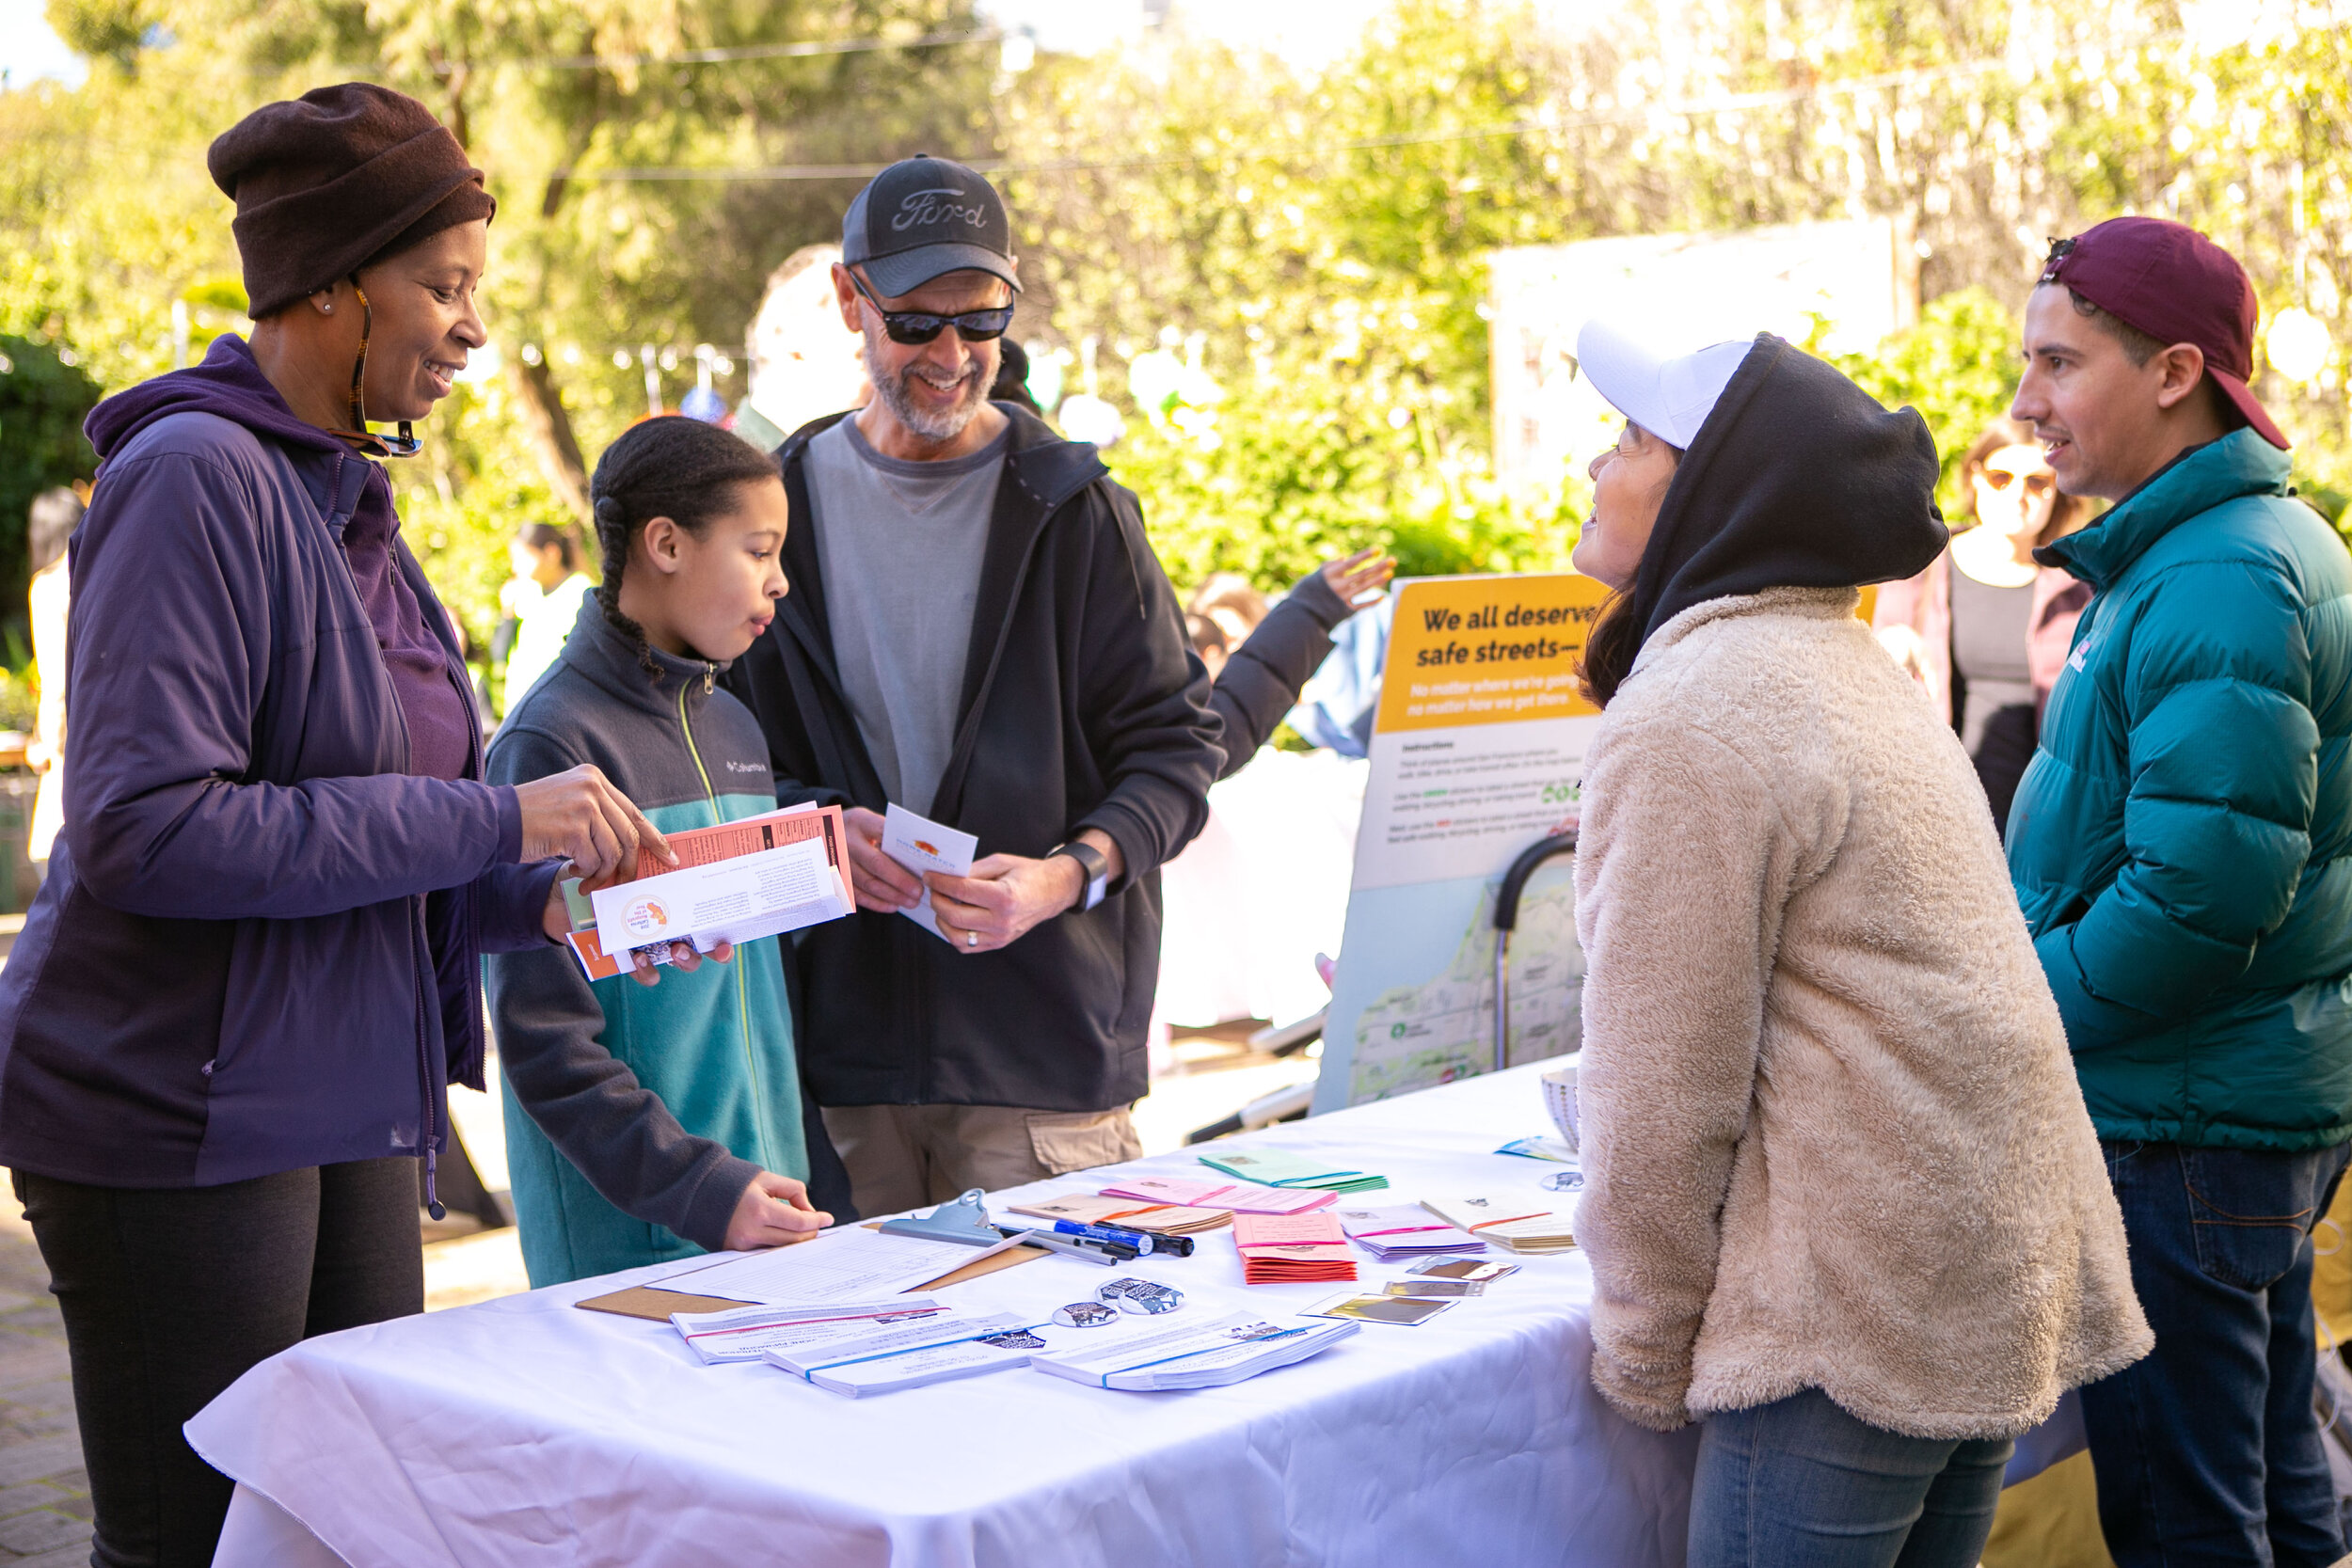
[587,416,779,678]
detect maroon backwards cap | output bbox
[2040,215,2288,451]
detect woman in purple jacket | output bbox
[0,85,678,1567]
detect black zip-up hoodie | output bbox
[725,405,1221,1112]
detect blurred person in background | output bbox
[1187,573,1267,653]
[1872,418,2092,833]
[500,521,591,715]
[24,485,83,878]
[733,243,869,454]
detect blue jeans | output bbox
[1688,1386,2015,1567]
[2081,1140,2352,1567]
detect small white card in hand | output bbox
[882,803,977,942]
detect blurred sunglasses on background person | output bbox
[1979,466,2054,497]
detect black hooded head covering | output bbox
[1620,333,1947,649]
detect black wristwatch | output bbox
[1049,841,1110,912]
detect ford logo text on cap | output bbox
[842,154,1021,300]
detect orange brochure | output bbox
[1232,1211,1358,1284]
[659,805,847,875]
[564,804,851,981]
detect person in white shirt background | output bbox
[500,521,593,716]
[24,485,82,879]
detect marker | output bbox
[1054,1220,1156,1256]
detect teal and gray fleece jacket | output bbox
[486,598,819,1286]
[2008,430,2352,1150]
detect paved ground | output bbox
[0,1202,92,1568]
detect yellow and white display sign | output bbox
[1314,574,1610,1112]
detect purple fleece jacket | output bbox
[0,335,561,1191]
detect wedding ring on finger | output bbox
[967,931,978,947]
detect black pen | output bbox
[1001,1227,1136,1266]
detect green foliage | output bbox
[1009,1,1606,594]
[8,0,2352,637]
[45,0,155,66]
[0,333,102,626]
[1831,288,2022,510]
[0,1,1000,639]
[386,378,579,655]
[0,668,37,733]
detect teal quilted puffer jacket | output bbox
[2008,430,2352,1150]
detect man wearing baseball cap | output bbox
[2006,216,2352,1563]
[726,158,1218,1215]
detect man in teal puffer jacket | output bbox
[2007,216,2352,1566]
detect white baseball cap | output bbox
[1575,319,1754,450]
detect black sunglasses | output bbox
[847,267,1013,346]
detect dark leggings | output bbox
[14,1158,422,1568]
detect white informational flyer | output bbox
[585,836,851,957]
[652,1226,1022,1307]
[765,1310,1035,1397]
[881,803,978,942]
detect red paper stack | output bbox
[1232,1211,1358,1285]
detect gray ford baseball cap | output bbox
[841,155,1021,298]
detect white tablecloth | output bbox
[195,1061,1706,1567]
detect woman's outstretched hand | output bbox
[514,764,674,892]
[1322,546,1397,610]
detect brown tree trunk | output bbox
[508,356,593,534]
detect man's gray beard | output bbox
[861,326,993,441]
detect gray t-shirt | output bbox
[804,416,1006,814]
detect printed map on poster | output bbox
[1312,574,1609,1114]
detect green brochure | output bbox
[1200,1147,1389,1194]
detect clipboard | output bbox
[574,1226,1051,1323]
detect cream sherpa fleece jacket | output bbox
[1573,587,2151,1439]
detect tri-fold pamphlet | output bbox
[1101,1175,1337,1216]
[1332,1205,1487,1262]
[669,1299,953,1366]
[1200,1147,1388,1195]
[880,803,977,942]
[1232,1211,1358,1285]
[565,804,854,979]
[1007,1194,1233,1235]
[669,1289,1359,1398]
[763,1309,1039,1397]
[1419,1196,1577,1256]
[1025,1312,1359,1391]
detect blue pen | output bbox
[1053,1219,1155,1256]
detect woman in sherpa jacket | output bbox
[1563,320,2150,1567]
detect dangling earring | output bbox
[326,276,421,459]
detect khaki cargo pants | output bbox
[823,1103,1144,1219]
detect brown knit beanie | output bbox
[207,83,497,320]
